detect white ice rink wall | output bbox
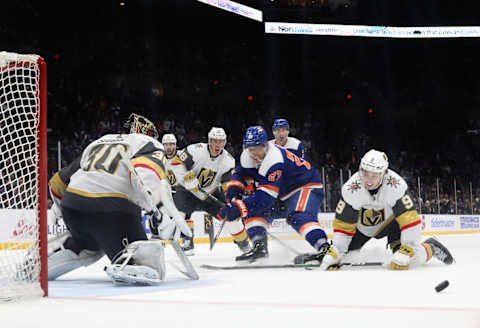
[0,209,478,248]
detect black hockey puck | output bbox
[435,280,449,293]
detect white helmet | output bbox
[360,149,389,174]
[208,127,226,141]
[161,133,177,144]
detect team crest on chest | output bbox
[360,208,385,226]
[347,180,362,193]
[386,176,400,188]
[198,168,217,188]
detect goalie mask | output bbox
[359,149,389,190]
[124,113,159,139]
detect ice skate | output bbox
[235,238,268,263]
[234,239,251,253]
[424,237,454,265]
[293,243,330,265]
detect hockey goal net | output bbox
[0,51,48,300]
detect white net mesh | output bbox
[0,51,45,301]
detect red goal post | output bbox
[0,51,48,300]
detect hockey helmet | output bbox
[243,126,268,148]
[124,113,159,139]
[162,133,177,144]
[272,118,289,130]
[360,149,389,176]
[208,127,227,141]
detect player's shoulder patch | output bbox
[341,173,365,207]
[382,169,408,201]
[343,175,363,195]
[385,175,401,188]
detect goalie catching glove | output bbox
[147,205,188,241]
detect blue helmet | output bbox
[243,126,268,148]
[272,118,289,130]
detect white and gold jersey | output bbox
[333,169,421,253]
[174,143,235,194]
[164,151,183,187]
[66,133,167,208]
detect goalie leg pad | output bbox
[105,240,166,285]
[47,231,72,256]
[48,248,103,280]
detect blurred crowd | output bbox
[1,0,479,214]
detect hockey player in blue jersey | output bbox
[217,126,328,263]
[269,118,305,159]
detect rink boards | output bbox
[0,209,479,248]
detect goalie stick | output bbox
[120,149,199,280]
[200,262,384,270]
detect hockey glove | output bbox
[389,244,414,270]
[182,171,199,191]
[225,183,244,204]
[147,206,181,241]
[319,244,344,270]
[218,199,248,221]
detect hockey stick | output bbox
[203,213,215,249]
[120,149,199,280]
[266,231,302,255]
[199,192,302,254]
[210,220,227,250]
[200,262,384,270]
[195,188,227,250]
[179,183,226,250]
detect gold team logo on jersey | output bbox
[198,168,217,188]
[166,169,176,186]
[360,208,385,226]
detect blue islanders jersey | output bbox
[268,136,305,159]
[232,145,322,216]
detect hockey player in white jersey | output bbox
[47,114,191,285]
[161,133,182,186]
[268,118,305,159]
[172,127,250,255]
[316,149,454,270]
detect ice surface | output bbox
[1,234,479,328]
